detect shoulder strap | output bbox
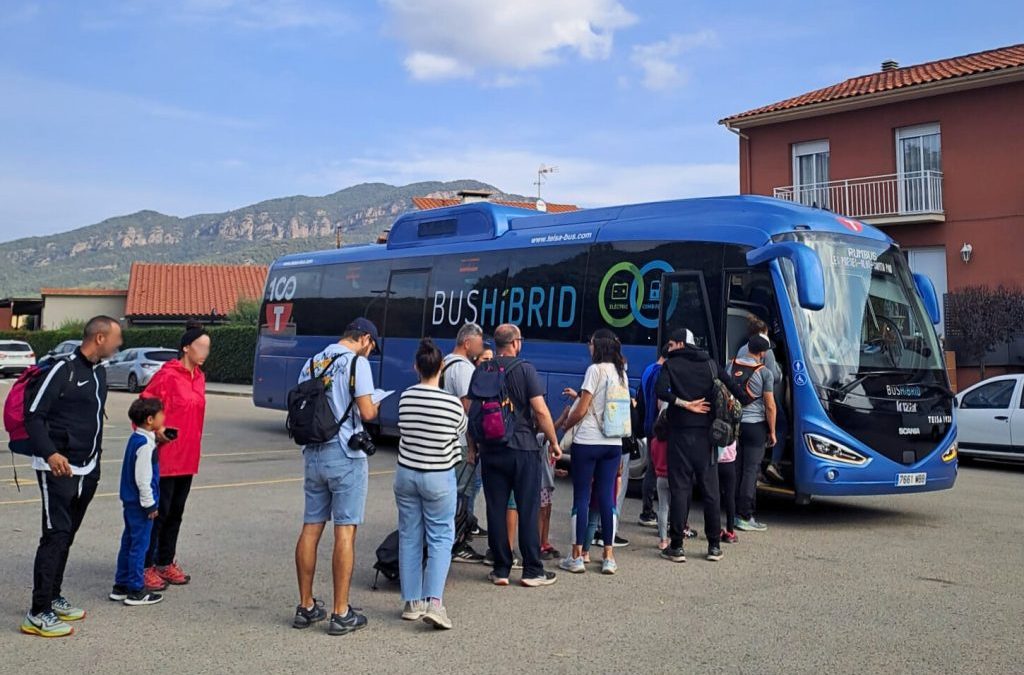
[341,355,361,426]
[311,353,344,380]
[439,358,459,387]
[708,359,718,382]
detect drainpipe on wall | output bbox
[724,123,751,195]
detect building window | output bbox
[792,140,830,209]
[896,123,941,213]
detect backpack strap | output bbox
[311,353,344,381]
[439,359,459,389]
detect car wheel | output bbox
[127,373,139,393]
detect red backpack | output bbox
[4,358,72,456]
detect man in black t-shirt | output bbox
[471,324,562,588]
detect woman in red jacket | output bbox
[141,323,209,589]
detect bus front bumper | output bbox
[804,458,958,497]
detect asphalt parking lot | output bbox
[1,386,1022,674]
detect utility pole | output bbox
[336,224,342,249]
[534,164,559,199]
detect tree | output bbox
[227,297,261,326]
[945,285,1024,379]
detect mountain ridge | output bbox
[0,179,525,296]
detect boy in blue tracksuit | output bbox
[110,398,165,606]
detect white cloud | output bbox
[304,147,737,208]
[381,0,636,81]
[631,29,718,91]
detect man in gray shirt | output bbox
[732,335,776,533]
[441,322,485,562]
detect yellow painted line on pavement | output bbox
[0,469,395,506]
[0,448,297,473]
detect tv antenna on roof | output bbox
[534,164,559,199]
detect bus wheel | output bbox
[795,492,812,506]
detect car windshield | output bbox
[779,232,946,392]
[0,342,31,351]
[144,350,177,362]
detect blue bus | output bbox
[254,195,957,501]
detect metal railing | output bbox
[773,170,943,219]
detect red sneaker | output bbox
[720,530,738,544]
[156,562,191,585]
[144,567,168,591]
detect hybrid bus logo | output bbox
[432,286,577,329]
[598,260,676,329]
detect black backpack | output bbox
[707,361,744,448]
[467,358,524,449]
[285,352,358,446]
[371,530,401,589]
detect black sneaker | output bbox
[683,527,698,540]
[520,571,558,587]
[292,598,327,629]
[660,546,687,563]
[452,542,486,564]
[483,549,494,566]
[638,513,658,528]
[123,590,163,606]
[707,546,724,562]
[469,524,488,538]
[327,607,368,635]
[108,585,129,602]
[612,535,629,548]
[593,531,630,548]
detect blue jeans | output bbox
[570,443,621,547]
[115,505,153,592]
[393,466,457,602]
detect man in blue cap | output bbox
[292,318,381,636]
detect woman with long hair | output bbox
[558,328,629,575]
[140,321,210,590]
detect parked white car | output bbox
[955,374,1024,462]
[104,347,177,392]
[0,340,36,377]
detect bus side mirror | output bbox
[746,242,825,311]
[912,273,941,325]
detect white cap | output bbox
[685,329,695,345]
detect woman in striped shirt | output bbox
[394,338,467,630]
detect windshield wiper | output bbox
[833,370,905,397]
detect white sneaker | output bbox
[402,600,426,621]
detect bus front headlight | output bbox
[805,434,870,466]
[941,442,958,463]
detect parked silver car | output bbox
[104,347,177,392]
[37,339,82,367]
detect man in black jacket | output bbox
[655,328,748,564]
[20,316,122,638]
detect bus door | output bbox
[725,268,795,487]
[377,268,431,432]
[657,271,718,362]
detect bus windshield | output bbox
[780,232,946,393]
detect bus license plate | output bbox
[896,472,927,487]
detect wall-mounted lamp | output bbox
[960,243,973,263]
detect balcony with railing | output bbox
[773,170,944,224]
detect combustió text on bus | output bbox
[431,287,577,329]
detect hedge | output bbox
[0,325,258,384]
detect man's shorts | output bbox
[303,439,368,525]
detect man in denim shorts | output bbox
[292,318,380,636]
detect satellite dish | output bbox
[535,198,547,212]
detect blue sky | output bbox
[1,0,1020,241]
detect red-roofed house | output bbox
[412,189,579,213]
[40,288,128,330]
[125,263,268,325]
[721,43,1024,386]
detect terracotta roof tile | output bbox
[125,263,268,318]
[412,196,580,213]
[722,43,1024,124]
[40,288,128,297]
